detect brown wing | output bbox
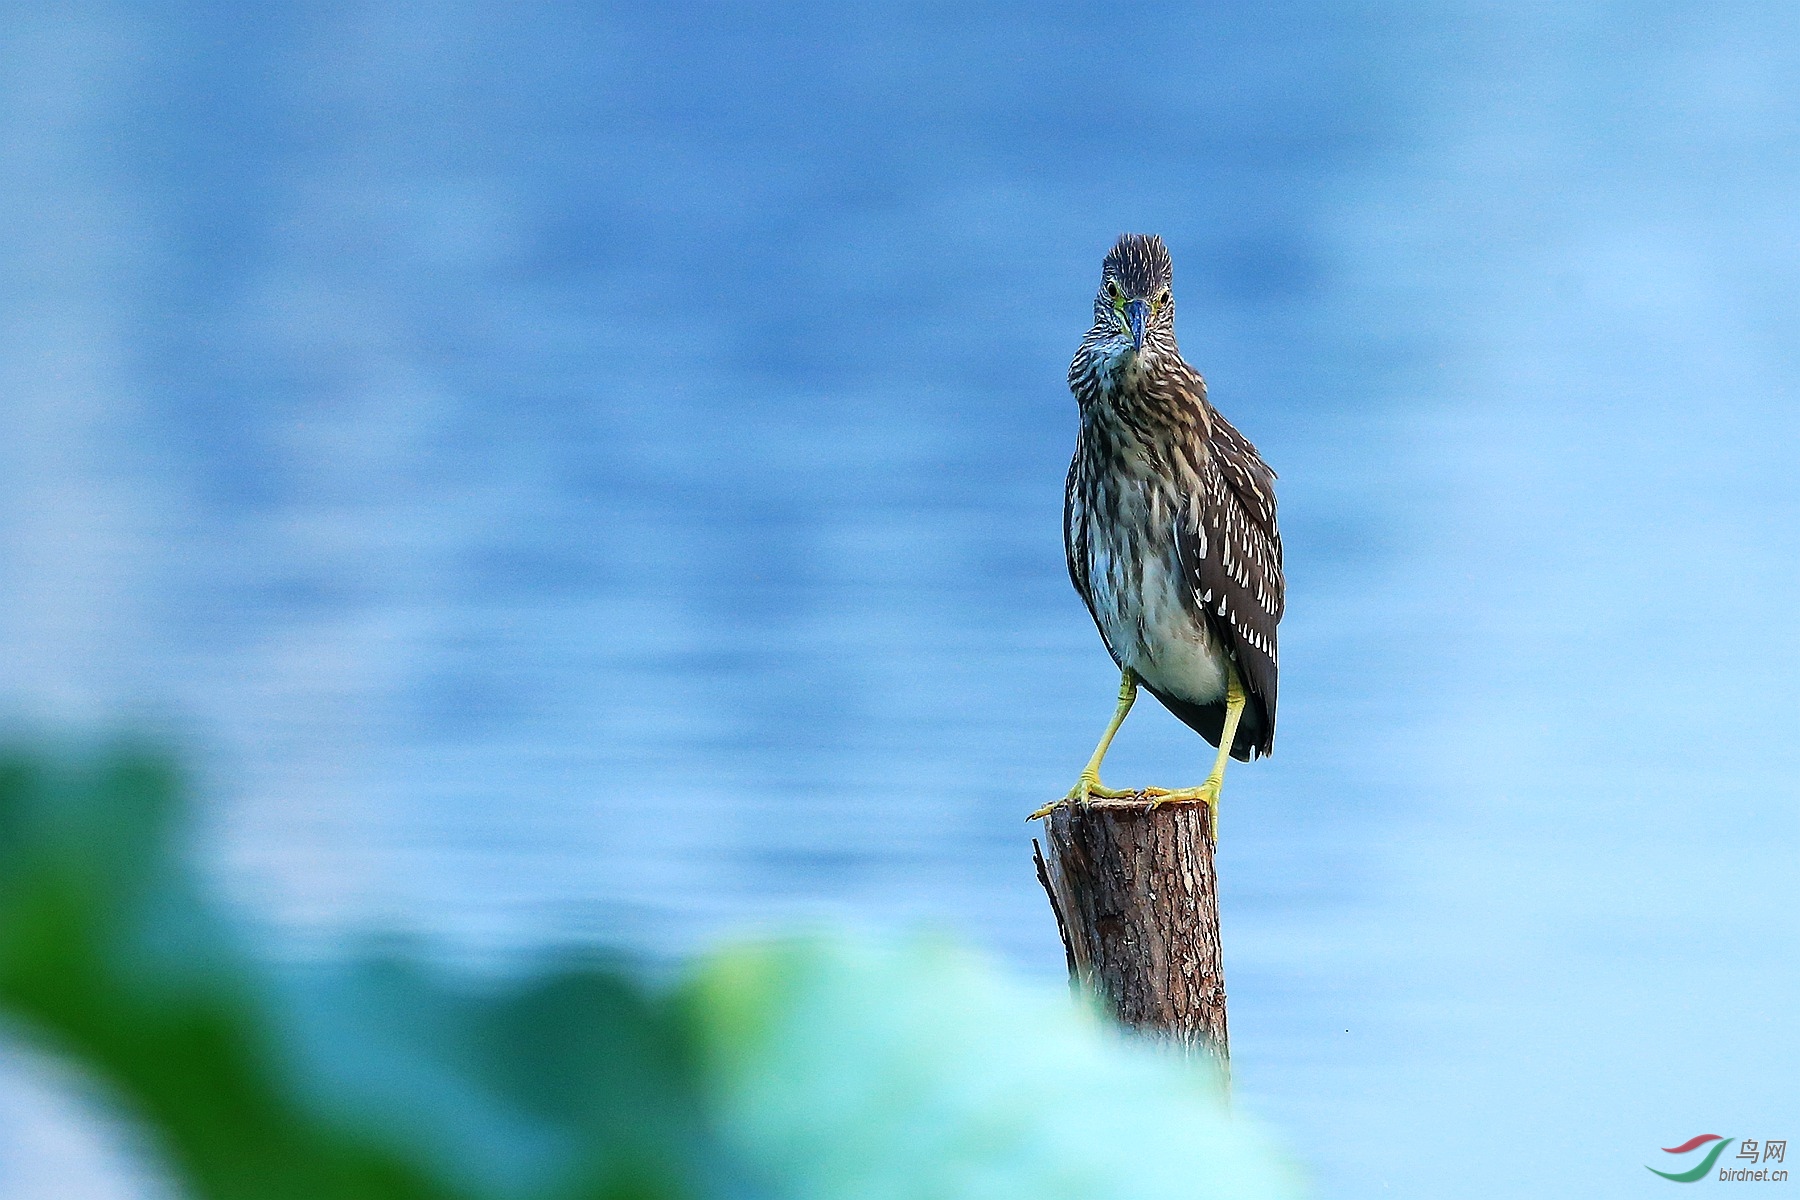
[1176,409,1284,759]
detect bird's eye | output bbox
[1105,279,1122,301]
[1155,288,1172,309]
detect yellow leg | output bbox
[1028,670,1142,820]
[1144,664,1246,840]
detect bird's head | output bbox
[1093,233,1176,358]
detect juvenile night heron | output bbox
[1030,234,1284,834]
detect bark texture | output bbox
[1033,799,1228,1081]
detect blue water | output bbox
[2,4,1798,1196]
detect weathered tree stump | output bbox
[1033,799,1229,1083]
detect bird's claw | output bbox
[1140,778,1222,837]
[1027,772,1131,821]
[1029,776,1219,820]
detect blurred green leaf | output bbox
[0,746,705,1200]
[679,934,1305,1200]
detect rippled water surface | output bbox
[2,4,1798,1196]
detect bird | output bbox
[1030,234,1284,837]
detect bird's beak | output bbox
[1125,298,1150,352]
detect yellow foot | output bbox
[1026,772,1137,821]
[1140,778,1222,836]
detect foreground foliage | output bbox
[0,748,1302,1199]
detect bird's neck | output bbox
[1073,338,1203,435]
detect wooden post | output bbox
[1033,799,1229,1083]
